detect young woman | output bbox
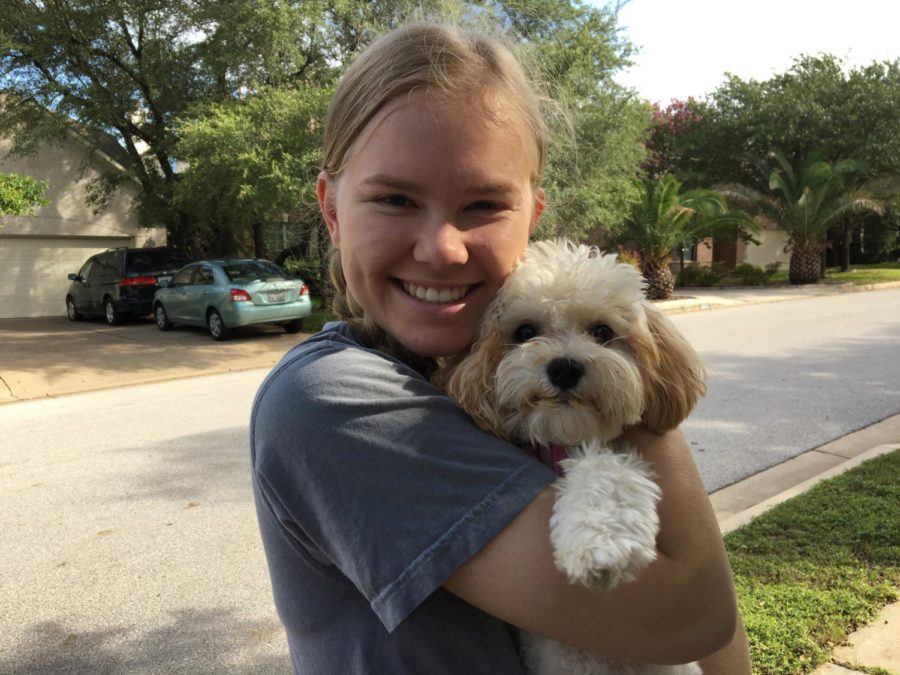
[251,21,749,674]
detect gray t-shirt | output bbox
[250,322,555,674]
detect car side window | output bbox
[194,266,215,285]
[78,260,94,279]
[87,258,105,282]
[173,267,195,285]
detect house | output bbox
[668,221,792,277]
[0,127,165,318]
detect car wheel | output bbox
[66,296,82,321]
[207,309,229,341]
[154,303,173,331]
[104,297,122,326]
[283,319,303,334]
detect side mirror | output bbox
[68,273,81,282]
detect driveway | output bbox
[0,316,303,403]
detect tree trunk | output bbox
[253,222,268,260]
[840,222,851,272]
[789,241,823,285]
[642,258,675,300]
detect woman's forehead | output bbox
[341,91,540,185]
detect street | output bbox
[671,288,900,491]
[1,288,899,674]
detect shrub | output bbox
[678,262,728,287]
[282,257,328,297]
[733,263,769,286]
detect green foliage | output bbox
[173,86,330,256]
[719,151,891,253]
[684,55,900,188]
[726,450,900,674]
[677,262,728,287]
[0,172,47,217]
[281,256,327,298]
[732,263,769,286]
[613,173,758,267]
[0,0,379,252]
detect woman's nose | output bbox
[413,218,469,268]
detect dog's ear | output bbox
[632,304,707,434]
[434,322,508,438]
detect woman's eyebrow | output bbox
[360,173,520,197]
[359,174,420,192]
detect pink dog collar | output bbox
[523,443,568,476]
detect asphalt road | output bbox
[672,288,900,491]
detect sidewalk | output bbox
[2,280,899,674]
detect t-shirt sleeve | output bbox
[250,336,555,632]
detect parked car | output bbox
[152,259,312,340]
[66,247,192,325]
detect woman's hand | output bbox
[444,428,738,665]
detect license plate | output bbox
[268,291,285,303]
[157,276,172,286]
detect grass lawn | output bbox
[741,262,900,287]
[725,450,900,675]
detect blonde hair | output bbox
[324,21,549,362]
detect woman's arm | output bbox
[444,427,737,665]
[698,612,752,674]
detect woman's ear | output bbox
[317,171,340,247]
[529,187,545,235]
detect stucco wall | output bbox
[743,228,791,269]
[0,134,161,243]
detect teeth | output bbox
[403,282,469,304]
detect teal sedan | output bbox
[153,259,312,340]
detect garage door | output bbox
[0,236,133,318]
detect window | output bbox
[173,267,195,285]
[194,266,215,285]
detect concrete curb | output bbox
[716,443,898,534]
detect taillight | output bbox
[120,276,157,286]
[230,288,252,302]
[299,284,309,297]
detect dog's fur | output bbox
[434,240,707,675]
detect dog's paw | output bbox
[550,448,661,591]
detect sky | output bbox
[600,0,900,105]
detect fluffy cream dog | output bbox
[435,239,707,675]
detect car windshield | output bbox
[126,249,190,274]
[223,260,291,283]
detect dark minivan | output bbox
[66,247,191,324]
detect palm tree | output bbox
[717,151,887,285]
[617,174,758,300]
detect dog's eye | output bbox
[513,323,539,343]
[591,324,614,344]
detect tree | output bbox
[514,0,650,241]
[687,55,900,189]
[615,174,757,300]
[0,171,47,217]
[173,85,329,258]
[718,151,890,285]
[0,0,346,255]
[642,97,706,184]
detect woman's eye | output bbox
[591,324,614,344]
[379,194,411,207]
[467,200,502,211]
[513,323,539,343]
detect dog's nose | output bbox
[546,358,585,390]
